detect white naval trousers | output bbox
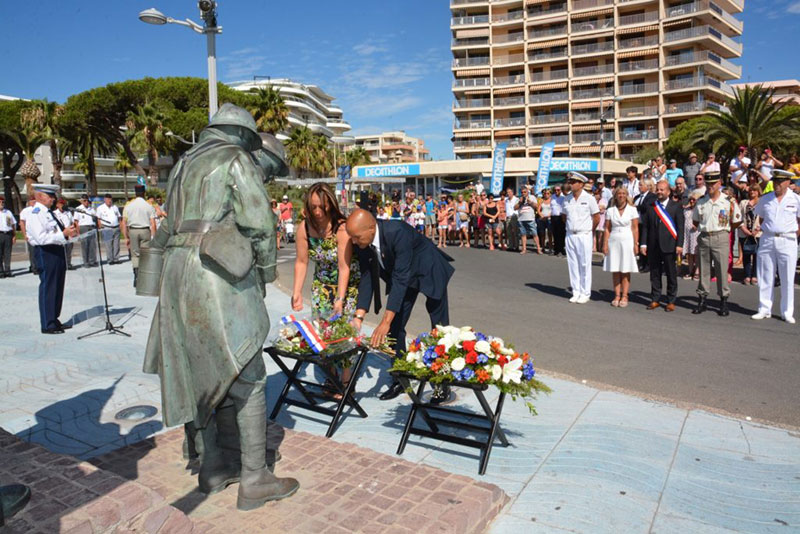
[756,235,798,319]
[566,231,593,298]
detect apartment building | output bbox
[228,78,352,143]
[451,0,743,161]
[351,131,431,163]
[732,80,800,105]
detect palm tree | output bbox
[312,134,333,177]
[246,86,289,134]
[115,147,135,199]
[126,103,167,186]
[3,126,47,198]
[61,127,115,197]
[21,100,65,188]
[344,146,372,168]
[284,127,316,178]
[694,85,800,164]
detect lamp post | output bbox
[138,2,222,119]
[599,96,623,184]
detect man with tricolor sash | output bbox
[641,181,685,312]
[691,174,742,316]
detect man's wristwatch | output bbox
[354,313,365,322]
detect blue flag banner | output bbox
[535,142,556,195]
[491,143,508,196]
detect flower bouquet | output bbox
[389,325,551,414]
[274,314,392,368]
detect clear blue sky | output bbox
[2,1,798,160]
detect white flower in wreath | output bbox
[415,361,425,369]
[441,362,452,374]
[475,340,491,355]
[406,351,421,363]
[501,358,523,384]
[458,329,476,342]
[451,357,466,371]
[439,330,462,352]
[500,346,515,357]
[492,337,504,347]
[491,364,502,381]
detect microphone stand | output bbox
[71,208,130,339]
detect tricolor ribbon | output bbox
[653,202,678,241]
[281,315,327,353]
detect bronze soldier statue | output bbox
[141,103,298,510]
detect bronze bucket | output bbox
[136,245,164,297]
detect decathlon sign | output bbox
[355,164,421,178]
[550,159,599,172]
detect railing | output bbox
[572,41,615,55]
[61,170,129,178]
[495,117,527,128]
[572,0,613,10]
[529,26,568,39]
[454,139,492,149]
[529,91,570,104]
[618,34,659,49]
[452,37,490,47]
[492,11,524,23]
[453,78,491,88]
[453,57,491,67]
[454,119,492,129]
[572,63,615,77]
[709,2,744,32]
[528,49,568,62]
[493,32,525,44]
[527,4,568,17]
[530,70,569,82]
[451,0,488,4]
[663,50,740,76]
[573,132,615,143]
[664,0,743,32]
[452,15,490,26]
[572,110,613,122]
[619,129,659,141]
[663,76,727,91]
[618,105,659,118]
[530,113,570,125]
[495,53,526,65]
[664,25,743,54]
[618,10,660,26]
[454,98,492,108]
[530,134,570,145]
[618,58,660,72]
[619,81,660,95]
[502,137,528,148]
[495,96,526,106]
[571,18,614,33]
[663,101,704,114]
[572,87,614,99]
[494,74,526,86]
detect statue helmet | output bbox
[256,133,289,178]
[207,103,261,151]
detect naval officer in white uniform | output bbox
[562,171,600,303]
[751,170,800,324]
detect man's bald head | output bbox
[346,209,377,249]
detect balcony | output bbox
[495,96,526,107]
[453,78,491,88]
[529,26,568,39]
[451,0,488,4]
[527,4,568,18]
[453,57,491,67]
[664,76,733,96]
[617,10,660,27]
[572,63,615,78]
[573,132,615,143]
[663,50,741,78]
[572,87,614,100]
[572,0,613,10]
[618,58,659,73]
[452,15,490,26]
[529,91,569,104]
[618,105,659,118]
[528,49,568,62]
[663,25,742,56]
[498,137,528,148]
[493,32,525,44]
[494,74,526,86]
[530,70,569,82]
[495,117,527,128]
[454,98,492,108]
[454,139,492,149]
[618,129,659,141]
[665,1,743,33]
[618,34,659,50]
[452,37,490,48]
[572,110,613,122]
[492,11,525,23]
[454,118,492,129]
[618,82,660,96]
[494,53,526,65]
[663,100,727,114]
[530,113,569,125]
[571,18,614,34]
[530,134,569,145]
[571,41,615,55]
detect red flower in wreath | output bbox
[465,351,478,365]
[462,340,476,353]
[497,355,508,367]
[476,369,490,383]
[434,345,445,357]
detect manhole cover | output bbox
[115,405,158,422]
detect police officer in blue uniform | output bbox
[26,184,79,334]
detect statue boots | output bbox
[197,417,241,496]
[215,400,281,469]
[0,484,31,527]
[230,358,299,511]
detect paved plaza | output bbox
[0,258,798,533]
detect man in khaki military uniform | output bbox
[122,185,157,288]
[692,174,742,316]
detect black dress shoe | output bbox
[692,297,707,315]
[379,382,404,401]
[41,328,65,335]
[56,321,72,330]
[718,297,730,317]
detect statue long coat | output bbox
[143,128,277,429]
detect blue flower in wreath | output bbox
[476,332,488,342]
[451,370,462,381]
[423,347,437,366]
[460,368,475,381]
[522,362,535,380]
[476,353,489,365]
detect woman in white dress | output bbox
[602,187,639,307]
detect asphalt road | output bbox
[276,239,800,428]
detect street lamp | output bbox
[598,96,623,185]
[165,130,196,145]
[138,2,222,119]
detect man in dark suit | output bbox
[640,181,684,312]
[634,178,657,273]
[346,209,455,401]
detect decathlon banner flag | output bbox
[535,142,556,195]
[490,143,508,196]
